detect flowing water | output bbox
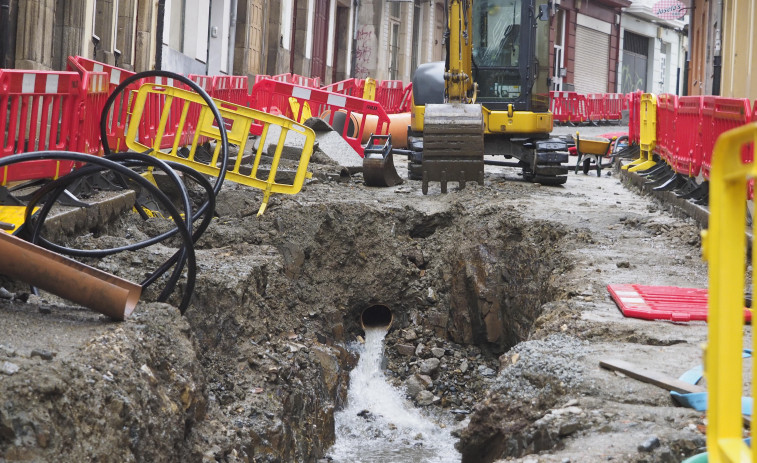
[327,327,460,463]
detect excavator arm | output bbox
[445,0,476,103]
[419,0,485,194]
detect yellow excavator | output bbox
[408,0,568,193]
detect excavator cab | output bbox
[409,0,568,189]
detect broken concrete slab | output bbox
[312,131,363,174]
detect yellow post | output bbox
[362,78,376,101]
[627,93,657,172]
[445,0,474,103]
[702,122,757,462]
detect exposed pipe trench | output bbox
[360,304,393,330]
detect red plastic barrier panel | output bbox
[321,78,364,97]
[701,97,751,180]
[569,93,588,124]
[605,93,624,121]
[249,79,390,157]
[68,56,195,152]
[64,56,109,156]
[67,56,139,153]
[186,75,249,146]
[398,83,413,113]
[254,74,271,85]
[550,92,588,125]
[212,76,249,106]
[0,70,81,185]
[655,94,677,163]
[627,91,642,144]
[749,101,757,199]
[272,73,321,88]
[189,74,214,93]
[608,284,752,322]
[585,93,606,123]
[375,80,405,114]
[673,96,704,176]
[550,91,571,124]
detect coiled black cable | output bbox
[2,151,197,313]
[1,70,229,315]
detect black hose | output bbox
[20,154,216,308]
[0,151,198,314]
[1,70,232,315]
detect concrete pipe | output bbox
[360,305,393,331]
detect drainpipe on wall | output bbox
[155,0,166,70]
[228,0,237,75]
[351,0,360,77]
[684,0,694,95]
[0,0,10,68]
[290,0,298,73]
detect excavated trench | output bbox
[174,190,571,461]
[0,185,572,462]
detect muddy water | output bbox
[328,327,460,463]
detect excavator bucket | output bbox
[421,103,484,194]
[363,134,403,187]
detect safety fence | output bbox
[124,82,316,216]
[249,79,390,157]
[0,70,82,185]
[627,93,754,182]
[321,78,367,97]
[700,122,757,462]
[549,91,626,125]
[2,57,410,185]
[67,56,202,154]
[321,78,409,114]
[252,74,412,113]
[254,73,322,89]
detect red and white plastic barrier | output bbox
[249,79,390,157]
[0,70,81,184]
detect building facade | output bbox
[620,0,686,95]
[719,0,756,99]
[549,0,631,94]
[0,0,444,85]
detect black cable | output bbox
[2,70,231,315]
[0,151,198,314]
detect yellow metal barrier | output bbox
[701,122,757,462]
[626,93,657,172]
[0,206,36,235]
[125,83,316,215]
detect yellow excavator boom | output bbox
[446,0,476,103]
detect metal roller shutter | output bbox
[574,25,610,93]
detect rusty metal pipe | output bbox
[360,305,393,331]
[0,232,141,320]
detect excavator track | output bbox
[421,103,485,194]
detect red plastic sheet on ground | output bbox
[607,284,752,323]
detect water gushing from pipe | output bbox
[328,327,459,462]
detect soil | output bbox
[0,124,721,463]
